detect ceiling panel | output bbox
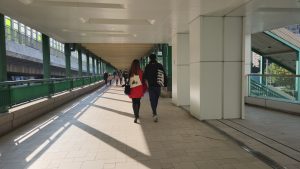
[82,43,154,69]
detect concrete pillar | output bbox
[189,16,245,120]
[172,34,190,106]
[42,34,50,79]
[64,43,71,77]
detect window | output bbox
[54,40,57,49]
[5,16,11,27]
[26,26,31,37]
[20,24,25,34]
[32,29,37,40]
[50,38,53,47]
[13,20,18,31]
[37,32,42,42]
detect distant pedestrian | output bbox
[123,69,129,84]
[143,54,167,122]
[108,74,113,85]
[103,72,108,86]
[115,72,120,86]
[128,60,147,123]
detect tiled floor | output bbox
[0,85,271,169]
[235,106,300,151]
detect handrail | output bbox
[0,76,101,86]
[248,74,300,77]
[0,75,104,113]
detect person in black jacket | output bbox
[103,72,108,86]
[143,54,167,122]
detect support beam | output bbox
[0,14,6,82]
[42,34,50,79]
[78,47,82,77]
[86,52,90,75]
[64,43,71,77]
[167,45,172,91]
[96,58,99,75]
[99,59,102,75]
[92,55,95,75]
[0,14,8,113]
[297,52,300,101]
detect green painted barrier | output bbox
[0,75,103,113]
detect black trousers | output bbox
[148,87,161,115]
[132,98,141,118]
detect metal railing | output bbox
[248,74,300,102]
[0,75,103,113]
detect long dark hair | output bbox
[129,59,141,77]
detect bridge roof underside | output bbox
[252,32,297,73]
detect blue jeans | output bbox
[148,87,161,115]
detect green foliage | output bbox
[265,63,295,95]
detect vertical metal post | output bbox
[162,44,168,73]
[297,52,300,101]
[167,45,172,91]
[99,58,102,75]
[0,14,8,113]
[96,58,99,75]
[0,14,6,82]
[42,34,50,79]
[64,43,71,77]
[78,47,82,77]
[86,52,90,75]
[261,57,266,85]
[92,55,95,75]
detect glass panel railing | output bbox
[248,74,300,103]
[5,26,42,51]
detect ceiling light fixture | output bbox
[88,18,156,25]
[79,17,87,23]
[18,0,34,5]
[34,1,126,9]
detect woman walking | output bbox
[128,59,146,123]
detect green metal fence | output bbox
[248,74,300,102]
[0,76,103,113]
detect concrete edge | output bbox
[245,96,300,116]
[0,81,105,136]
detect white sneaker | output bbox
[153,115,158,122]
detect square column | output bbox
[77,47,82,77]
[0,14,7,82]
[92,56,95,75]
[86,53,90,75]
[42,34,50,79]
[96,58,100,75]
[64,43,71,77]
[172,34,190,106]
[189,16,245,120]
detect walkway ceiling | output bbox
[2,0,300,68]
[82,43,154,70]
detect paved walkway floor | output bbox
[0,85,271,169]
[236,105,300,151]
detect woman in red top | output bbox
[128,59,146,123]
